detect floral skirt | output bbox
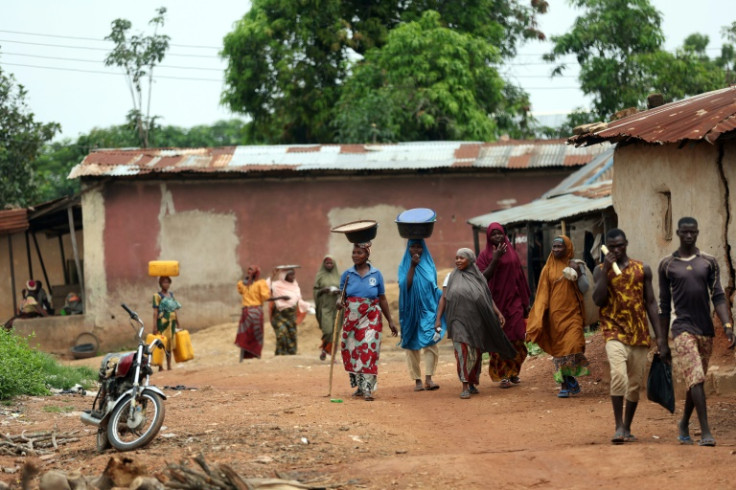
[552,353,590,384]
[488,339,528,381]
[234,306,264,359]
[272,307,297,355]
[341,296,382,392]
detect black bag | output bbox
[647,353,675,413]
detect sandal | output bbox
[509,376,521,384]
[611,432,625,445]
[425,381,440,391]
[500,379,512,389]
[459,390,471,399]
[677,435,693,445]
[351,389,364,398]
[624,434,637,443]
[567,377,581,395]
[698,437,716,447]
[414,385,426,392]
[363,390,374,401]
[557,388,570,398]
[468,385,479,395]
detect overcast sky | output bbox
[1,1,733,140]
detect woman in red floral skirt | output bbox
[338,242,398,401]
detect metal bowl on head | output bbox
[331,220,378,243]
[396,208,436,239]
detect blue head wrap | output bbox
[398,239,446,349]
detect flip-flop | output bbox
[459,390,471,399]
[414,385,425,392]
[509,376,521,384]
[678,435,694,445]
[500,379,512,389]
[351,389,364,398]
[468,385,479,395]
[624,434,637,443]
[611,433,625,445]
[557,389,570,398]
[425,382,440,391]
[698,438,716,447]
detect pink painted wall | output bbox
[104,172,562,286]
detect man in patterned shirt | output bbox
[659,217,734,447]
[593,228,666,444]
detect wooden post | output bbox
[67,207,85,302]
[472,226,481,256]
[561,220,567,237]
[24,230,33,279]
[32,232,52,296]
[8,235,17,315]
[58,235,69,284]
[327,276,349,398]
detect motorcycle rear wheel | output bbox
[106,391,165,451]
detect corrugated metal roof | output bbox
[467,181,612,229]
[571,86,736,146]
[0,208,29,235]
[542,147,614,198]
[69,140,612,178]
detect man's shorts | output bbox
[605,340,648,401]
[673,332,713,389]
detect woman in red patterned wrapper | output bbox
[235,265,286,361]
[338,241,398,401]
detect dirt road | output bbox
[3,313,736,489]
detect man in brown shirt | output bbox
[593,228,666,444]
[659,217,735,447]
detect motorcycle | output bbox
[80,304,167,452]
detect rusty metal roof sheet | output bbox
[542,147,614,198]
[467,180,612,230]
[0,208,29,236]
[571,86,736,146]
[68,140,612,178]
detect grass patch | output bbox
[0,329,97,401]
[43,405,76,413]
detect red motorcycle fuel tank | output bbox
[115,353,135,377]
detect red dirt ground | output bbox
[3,282,736,489]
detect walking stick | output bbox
[327,276,349,398]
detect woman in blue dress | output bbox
[398,239,446,391]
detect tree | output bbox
[105,7,169,148]
[546,0,729,121]
[0,63,60,207]
[545,0,664,120]
[221,0,548,144]
[334,11,506,142]
[34,120,251,202]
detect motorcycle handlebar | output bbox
[121,303,139,320]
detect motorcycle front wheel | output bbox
[106,391,165,451]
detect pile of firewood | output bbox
[1,429,79,456]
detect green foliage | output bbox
[222,0,548,143]
[104,7,170,148]
[335,11,506,142]
[546,0,731,120]
[34,120,250,202]
[0,64,60,207]
[0,329,96,400]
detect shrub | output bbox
[0,330,96,400]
